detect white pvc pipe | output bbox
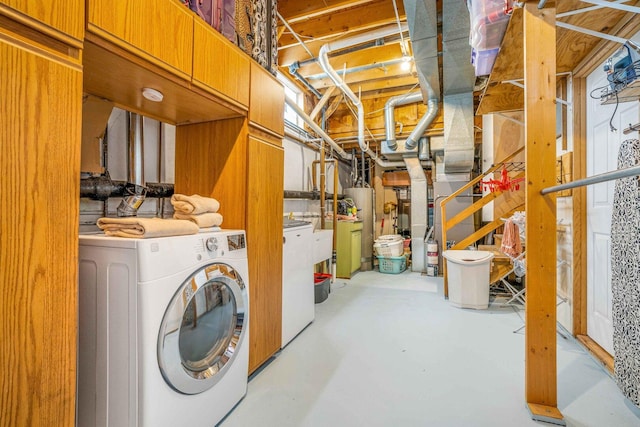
[318,24,408,155]
[285,97,351,160]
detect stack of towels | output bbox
[171,194,223,229]
[95,194,223,239]
[97,217,199,238]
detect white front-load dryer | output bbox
[77,230,249,427]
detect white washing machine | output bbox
[77,230,249,427]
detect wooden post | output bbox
[523,3,563,424]
[572,77,588,337]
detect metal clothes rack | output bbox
[541,164,640,195]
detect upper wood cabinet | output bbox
[193,19,250,109]
[249,62,284,138]
[87,0,194,79]
[0,0,84,46]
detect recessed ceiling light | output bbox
[142,87,164,102]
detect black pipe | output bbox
[81,176,174,201]
[284,190,344,200]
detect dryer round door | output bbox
[158,262,248,395]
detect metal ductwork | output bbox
[404,157,428,272]
[404,0,476,175]
[405,89,438,150]
[286,91,410,169]
[442,0,476,174]
[384,91,423,151]
[403,0,440,102]
[443,92,475,174]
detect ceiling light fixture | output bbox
[401,56,412,71]
[142,87,164,102]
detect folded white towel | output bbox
[173,212,223,228]
[171,194,220,214]
[96,217,199,238]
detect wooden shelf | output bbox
[601,79,640,104]
[476,1,640,115]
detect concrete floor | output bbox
[220,270,640,427]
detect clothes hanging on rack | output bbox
[501,219,523,259]
[611,138,640,408]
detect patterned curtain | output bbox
[611,137,640,407]
[235,0,279,75]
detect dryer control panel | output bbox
[226,233,246,251]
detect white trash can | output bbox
[443,250,494,309]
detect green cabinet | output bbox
[331,221,363,278]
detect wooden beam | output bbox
[523,3,562,423]
[278,0,405,48]
[310,67,418,92]
[295,43,407,77]
[572,77,588,336]
[278,0,375,24]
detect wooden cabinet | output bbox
[175,120,284,375]
[0,0,84,45]
[87,0,194,79]
[249,61,285,138]
[0,34,82,427]
[332,221,363,278]
[193,19,250,108]
[246,134,284,371]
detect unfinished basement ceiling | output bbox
[277,0,640,153]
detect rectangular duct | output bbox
[441,0,475,175]
[405,0,476,176]
[403,0,440,101]
[443,92,475,173]
[403,157,428,272]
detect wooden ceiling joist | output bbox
[278,0,405,49]
[476,0,640,115]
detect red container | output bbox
[314,273,332,284]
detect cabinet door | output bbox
[351,230,362,273]
[249,61,284,138]
[0,39,81,427]
[246,135,284,372]
[0,0,84,45]
[87,0,194,78]
[193,19,250,108]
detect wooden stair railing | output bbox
[440,146,525,297]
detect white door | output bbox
[586,69,639,355]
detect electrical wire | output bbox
[609,92,619,132]
[588,59,640,132]
[391,0,407,57]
